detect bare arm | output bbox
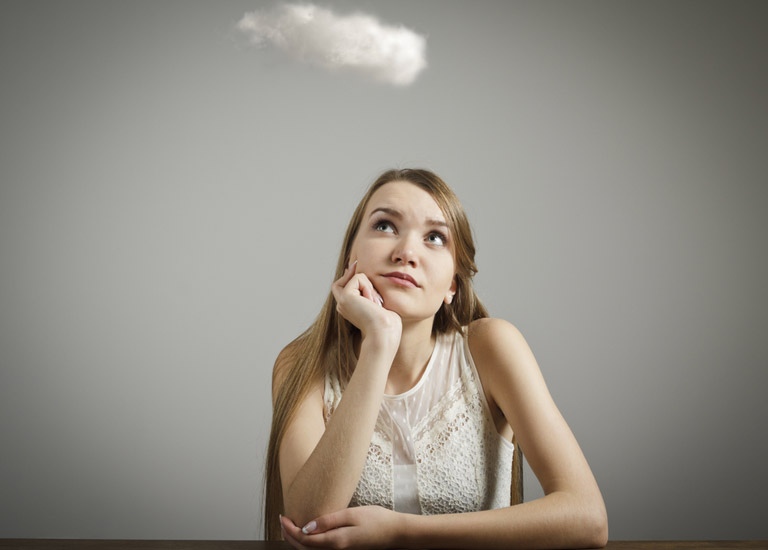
[281,318,607,549]
[402,318,607,548]
[278,262,401,527]
[279,335,396,526]
[401,488,606,549]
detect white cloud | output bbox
[237,3,427,86]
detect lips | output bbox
[382,272,419,288]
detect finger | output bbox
[356,275,376,302]
[283,517,330,549]
[364,279,383,306]
[281,516,312,549]
[280,517,307,550]
[309,508,356,534]
[349,272,381,305]
[283,527,310,550]
[331,262,359,304]
[337,271,373,303]
[292,529,348,549]
[333,260,357,289]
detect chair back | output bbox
[511,435,524,505]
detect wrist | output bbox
[361,325,401,352]
[397,512,421,549]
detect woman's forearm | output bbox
[283,334,397,526]
[401,491,608,550]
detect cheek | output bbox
[355,239,386,260]
[349,239,367,263]
[431,259,456,293]
[350,242,378,273]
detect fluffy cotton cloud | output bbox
[237,3,427,86]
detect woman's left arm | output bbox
[281,318,608,550]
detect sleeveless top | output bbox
[323,328,515,515]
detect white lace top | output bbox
[323,328,515,515]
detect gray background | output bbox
[1,0,767,541]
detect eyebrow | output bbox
[370,206,448,229]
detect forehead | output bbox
[365,181,445,220]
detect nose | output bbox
[391,232,419,267]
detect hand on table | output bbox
[280,506,405,550]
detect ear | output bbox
[444,277,457,304]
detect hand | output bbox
[280,506,405,550]
[331,262,402,344]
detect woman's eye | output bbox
[427,233,446,246]
[374,221,394,233]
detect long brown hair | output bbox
[263,169,496,539]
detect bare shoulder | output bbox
[467,317,528,364]
[467,318,541,393]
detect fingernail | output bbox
[301,520,317,535]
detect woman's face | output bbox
[349,181,457,324]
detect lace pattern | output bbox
[323,329,514,514]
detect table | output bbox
[0,541,765,550]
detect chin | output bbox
[381,298,410,316]
[382,302,434,324]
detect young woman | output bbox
[265,169,608,549]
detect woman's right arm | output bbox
[276,262,401,528]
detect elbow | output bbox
[282,480,319,527]
[282,506,306,529]
[557,492,608,549]
[578,506,609,549]
[282,492,311,527]
[283,494,344,528]
[284,509,318,530]
[283,499,318,529]
[589,519,609,549]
